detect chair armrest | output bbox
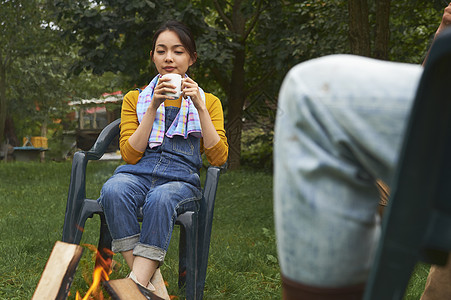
[200,164,226,215]
[203,166,221,200]
[62,151,89,243]
[62,118,121,243]
[85,118,121,160]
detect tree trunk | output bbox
[374,0,391,60]
[226,45,246,170]
[224,0,247,170]
[212,0,265,169]
[41,120,48,138]
[4,116,19,146]
[0,61,7,145]
[40,120,48,162]
[348,0,371,57]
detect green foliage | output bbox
[1,0,126,147]
[8,53,123,148]
[239,0,351,170]
[50,0,444,87]
[390,2,442,63]
[50,0,352,96]
[0,0,44,58]
[9,54,70,133]
[2,0,449,165]
[53,0,204,86]
[241,127,273,171]
[0,0,47,143]
[270,1,349,67]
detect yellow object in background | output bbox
[23,136,48,149]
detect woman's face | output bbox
[151,30,196,76]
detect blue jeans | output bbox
[274,54,423,287]
[99,171,201,262]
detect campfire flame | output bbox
[75,245,114,300]
[75,266,108,300]
[73,244,178,299]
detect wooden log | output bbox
[32,241,84,300]
[103,278,164,300]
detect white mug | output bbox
[161,73,182,99]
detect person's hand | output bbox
[149,76,175,111]
[182,77,205,110]
[436,3,451,37]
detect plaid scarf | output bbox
[136,74,204,148]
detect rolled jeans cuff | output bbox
[111,233,140,253]
[134,243,166,263]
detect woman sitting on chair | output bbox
[97,20,228,298]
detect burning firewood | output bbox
[32,241,84,300]
[103,278,165,300]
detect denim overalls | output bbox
[98,106,203,262]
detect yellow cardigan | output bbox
[119,89,228,166]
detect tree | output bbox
[1,1,122,156]
[0,0,44,144]
[347,0,445,62]
[51,0,445,169]
[53,0,273,168]
[374,0,391,60]
[389,1,442,63]
[52,0,176,84]
[348,0,371,56]
[348,0,391,59]
[197,0,269,169]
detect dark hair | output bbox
[151,20,197,62]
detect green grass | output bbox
[0,161,279,299]
[0,161,429,299]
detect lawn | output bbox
[0,161,279,299]
[0,161,429,299]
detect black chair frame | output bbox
[363,27,451,299]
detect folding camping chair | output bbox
[62,118,224,300]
